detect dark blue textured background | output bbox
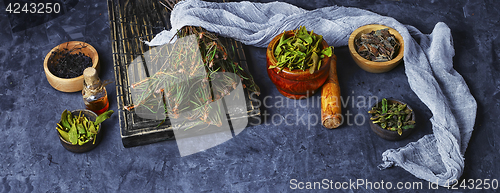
[0,0,498,192]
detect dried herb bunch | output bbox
[127,26,260,128]
[355,28,400,62]
[179,26,260,96]
[368,98,415,135]
[48,43,93,78]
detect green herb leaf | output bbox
[86,128,93,139]
[78,138,86,146]
[402,124,415,130]
[77,123,86,135]
[88,123,98,134]
[321,46,333,57]
[297,26,313,44]
[298,34,313,45]
[60,110,71,129]
[68,124,78,145]
[94,110,114,126]
[398,104,407,111]
[309,52,319,74]
[275,32,291,56]
[57,127,70,142]
[275,45,282,56]
[381,98,388,114]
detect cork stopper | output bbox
[83,67,100,86]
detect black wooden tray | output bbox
[107,0,260,147]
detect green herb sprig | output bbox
[269,26,334,74]
[57,110,114,145]
[368,98,415,135]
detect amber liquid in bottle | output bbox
[82,67,109,115]
[84,92,109,115]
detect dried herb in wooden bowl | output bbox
[355,28,400,62]
[48,43,93,78]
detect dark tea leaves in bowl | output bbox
[48,44,93,78]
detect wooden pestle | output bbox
[321,55,342,129]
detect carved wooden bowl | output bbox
[44,41,100,92]
[348,24,404,73]
[266,31,331,99]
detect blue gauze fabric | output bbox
[145,0,477,186]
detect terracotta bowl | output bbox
[348,24,404,73]
[369,99,416,141]
[58,109,103,153]
[266,31,331,99]
[44,41,100,92]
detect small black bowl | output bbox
[58,109,103,153]
[369,99,416,141]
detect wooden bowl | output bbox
[58,109,103,153]
[369,99,416,141]
[348,24,404,73]
[44,41,100,92]
[266,31,331,99]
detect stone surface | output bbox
[0,0,498,192]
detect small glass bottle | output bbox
[82,67,109,115]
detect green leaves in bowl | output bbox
[368,98,415,135]
[57,110,114,145]
[269,26,334,74]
